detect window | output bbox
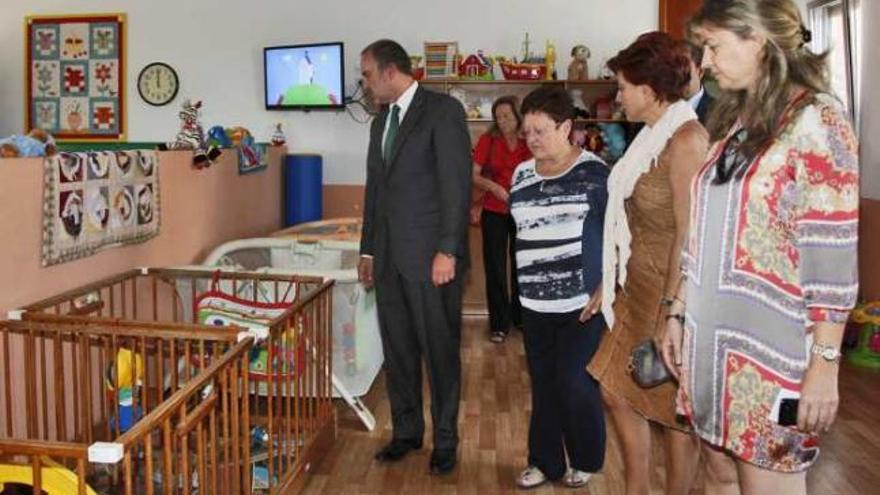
[808,0,861,128]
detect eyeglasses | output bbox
[713,128,749,184]
[522,121,564,139]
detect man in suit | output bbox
[357,39,472,475]
[686,43,714,125]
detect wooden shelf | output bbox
[465,118,627,124]
[424,78,628,127]
[421,78,615,86]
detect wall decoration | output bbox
[41,150,160,266]
[239,143,268,175]
[26,14,126,141]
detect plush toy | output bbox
[592,96,614,119]
[161,99,221,169]
[206,125,231,149]
[0,129,57,158]
[599,123,627,164]
[567,44,590,80]
[583,125,605,155]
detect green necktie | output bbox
[383,104,400,163]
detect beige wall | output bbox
[0,148,284,316]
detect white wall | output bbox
[0,0,657,184]
[858,0,879,198]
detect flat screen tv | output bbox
[264,42,345,110]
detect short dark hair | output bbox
[607,31,691,102]
[520,86,574,124]
[686,41,702,66]
[488,95,523,136]
[361,39,412,76]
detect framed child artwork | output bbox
[26,13,126,141]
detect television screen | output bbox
[264,42,345,110]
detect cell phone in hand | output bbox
[778,398,799,426]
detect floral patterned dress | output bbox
[679,94,859,472]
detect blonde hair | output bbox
[689,0,829,164]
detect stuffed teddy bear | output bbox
[0,128,57,158]
[567,44,591,81]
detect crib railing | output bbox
[2,267,336,494]
[0,438,92,494]
[112,338,254,495]
[0,317,246,494]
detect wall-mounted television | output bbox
[264,42,345,110]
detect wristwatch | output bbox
[810,342,841,363]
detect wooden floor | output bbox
[302,316,880,494]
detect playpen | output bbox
[199,235,383,431]
[0,267,335,494]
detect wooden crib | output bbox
[0,267,335,494]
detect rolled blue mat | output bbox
[284,154,322,226]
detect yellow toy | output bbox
[105,348,144,432]
[0,457,98,495]
[105,347,144,391]
[545,40,557,80]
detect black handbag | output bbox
[627,339,672,388]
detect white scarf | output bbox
[601,100,697,328]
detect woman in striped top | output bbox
[509,86,608,490]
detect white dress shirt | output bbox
[382,80,419,156]
[687,86,705,112]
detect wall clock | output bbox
[137,62,179,106]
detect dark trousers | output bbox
[374,266,463,450]
[522,307,606,479]
[481,210,522,333]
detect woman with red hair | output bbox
[584,32,708,495]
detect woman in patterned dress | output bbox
[661,1,859,493]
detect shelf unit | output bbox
[419,78,624,127]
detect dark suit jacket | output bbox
[695,90,714,126]
[360,86,473,282]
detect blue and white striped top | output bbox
[509,151,609,313]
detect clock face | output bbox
[137,62,179,106]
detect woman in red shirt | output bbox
[472,95,532,343]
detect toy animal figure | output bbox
[567,44,591,80]
[164,99,221,169]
